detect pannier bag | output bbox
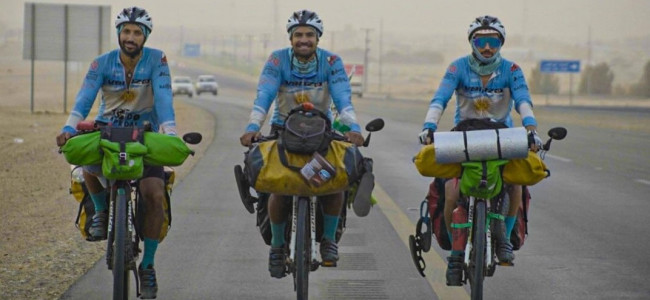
[245,139,363,196]
[61,131,103,166]
[427,178,452,250]
[413,144,462,179]
[71,166,175,242]
[143,132,193,166]
[434,127,529,163]
[281,106,332,154]
[459,160,509,199]
[99,139,148,180]
[136,166,175,243]
[502,151,549,185]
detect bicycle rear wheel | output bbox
[113,185,130,300]
[470,200,486,300]
[295,198,311,300]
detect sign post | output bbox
[540,60,581,105]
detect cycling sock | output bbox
[505,216,517,239]
[141,237,159,269]
[89,190,107,212]
[271,221,286,248]
[451,250,463,256]
[322,214,339,242]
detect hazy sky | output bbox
[2,0,650,42]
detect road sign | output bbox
[540,60,581,73]
[183,44,201,57]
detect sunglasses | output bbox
[473,36,502,49]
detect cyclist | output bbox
[239,9,364,278]
[417,15,543,286]
[55,7,174,298]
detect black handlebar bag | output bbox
[280,107,332,155]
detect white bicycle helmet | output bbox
[286,10,323,37]
[115,6,153,32]
[467,15,505,44]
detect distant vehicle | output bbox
[351,82,363,98]
[172,76,194,97]
[195,75,219,96]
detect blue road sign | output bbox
[183,44,201,57]
[540,60,581,73]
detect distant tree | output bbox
[579,62,614,95]
[529,66,559,94]
[629,60,650,97]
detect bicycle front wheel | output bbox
[470,200,486,300]
[113,185,130,300]
[295,198,311,300]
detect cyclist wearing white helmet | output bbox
[55,6,173,298]
[418,15,542,286]
[240,9,365,279]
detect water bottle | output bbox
[451,205,468,253]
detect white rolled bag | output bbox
[433,127,529,164]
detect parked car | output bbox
[195,75,219,96]
[351,82,363,98]
[172,76,194,97]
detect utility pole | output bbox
[379,19,383,93]
[362,28,373,95]
[247,34,253,62]
[586,25,592,95]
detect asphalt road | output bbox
[62,68,650,300]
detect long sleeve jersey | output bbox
[245,48,361,133]
[423,56,537,131]
[61,47,176,135]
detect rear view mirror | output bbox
[547,127,567,140]
[365,118,385,132]
[183,132,203,145]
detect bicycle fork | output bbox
[463,197,494,266]
[288,197,319,267]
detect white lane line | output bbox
[544,154,572,162]
[635,179,650,186]
[373,184,470,300]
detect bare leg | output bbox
[444,179,459,235]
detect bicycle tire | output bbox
[113,185,130,300]
[470,200,486,300]
[295,198,310,300]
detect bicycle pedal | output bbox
[321,261,337,267]
[498,261,514,267]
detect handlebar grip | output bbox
[76,121,97,131]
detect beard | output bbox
[293,43,316,60]
[119,40,143,58]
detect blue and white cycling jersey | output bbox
[423,56,537,131]
[61,47,176,135]
[245,47,361,133]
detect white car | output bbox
[172,76,194,97]
[195,75,219,96]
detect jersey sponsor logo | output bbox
[161,54,168,65]
[108,79,125,85]
[463,86,504,93]
[110,108,142,126]
[159,71,170,77]
[448,64,457,73]
[283,80,323,87]
[159,83,171,89]
[90,60,99,71]
[131,79,151,85]
[331,68,343,76]
[267,54,280,66]
[86,73,98,81]
[327,55,339,66]
[263,66,280,78]
[331,77,347,84]
[510,63,520,72]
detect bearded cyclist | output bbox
[239,9,365,278]
[417,15,543,286]
[55,7,174,298]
